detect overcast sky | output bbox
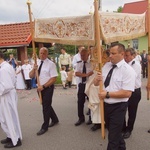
[0,0,141,24]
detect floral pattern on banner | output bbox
[34,15,95,46]
[99,12,146,44]
[34,12,146,45]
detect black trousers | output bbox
[77,83,86,120]
[41,85,59,130]
[123,88,141,132]
[142,63,148,78]
[104,102,128,150]
[25,79,31,89]
[68,81,72,88]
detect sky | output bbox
[0,0,141,24]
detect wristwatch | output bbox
[106,92,110,99]
[43,85,46,89]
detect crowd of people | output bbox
[0,44,149,149]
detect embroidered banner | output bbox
[99,12,146,44]
[34,15,95,46]
[34,12,146,45]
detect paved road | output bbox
[0,78,150,150]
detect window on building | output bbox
[132,39,138,50]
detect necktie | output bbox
[82,61,86,83]
[38,60,43,76]
[131,61,135,65]
[104,65,117,88]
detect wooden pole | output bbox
[26,0,42,104]
[94,0,105,139]
[147,0,150,100]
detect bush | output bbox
[55,73,61,84]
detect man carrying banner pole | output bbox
[26,0,42,103]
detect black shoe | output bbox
[1,137,11,144]
[148,129,150,133]
[123,131,131,139]
[37,129,48,136]
[86,120,92,125]
[74,119,85,126]
[4,139,22,148]
[91,124,101,131]
[49,121,59,127]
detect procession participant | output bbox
[0,52,22,148]
[72,46,86,87]
[94,43,136,150]
[141,49,148,78]
[134,50,142,64]
[85,49,110,131]
[22,59,32,90]
[60,66,68,89]
[15,61,26,90]
[58,47,71,72]
[72,45,85,70]
[74,48,93,126]
[30,53,40,88]
[7,54,17,69]
[29,47,59,136]
[66,67,73,88]
[123,48,141,139]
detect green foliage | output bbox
[3,49,17,60]
[55,73,61,84]
[27,48,39,57]
[117,6,123,13]
[53,44,76,55]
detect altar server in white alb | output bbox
[0,52,22,148]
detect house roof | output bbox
[122,0,148,14]
[0,22,32,48]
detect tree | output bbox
[117,6,123,13]
[52,43,76,55]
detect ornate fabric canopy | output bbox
[34,15,95,46]
[34,12,146,45]
[100,12,146,44]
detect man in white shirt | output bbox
[74,49,93,126]
[123,48,141,139]
[72,46,85,69]
[94,43,136,150]
[58,48,71,72]
[72,45,85,88]
[30,47,59,136]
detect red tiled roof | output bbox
[0,22,32,48]
[122,0,148,14]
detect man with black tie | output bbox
[94,43,136,150]
[74,49,93,126]
[123,48,141,139]
[29,47,59,136]
[141,49,148,78]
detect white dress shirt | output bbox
[38,58,58,85]
[128,59,141,89]
[75,60,93,84]
[58,53,71,67]
[72,53,81,69]
[102,59,136,104]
